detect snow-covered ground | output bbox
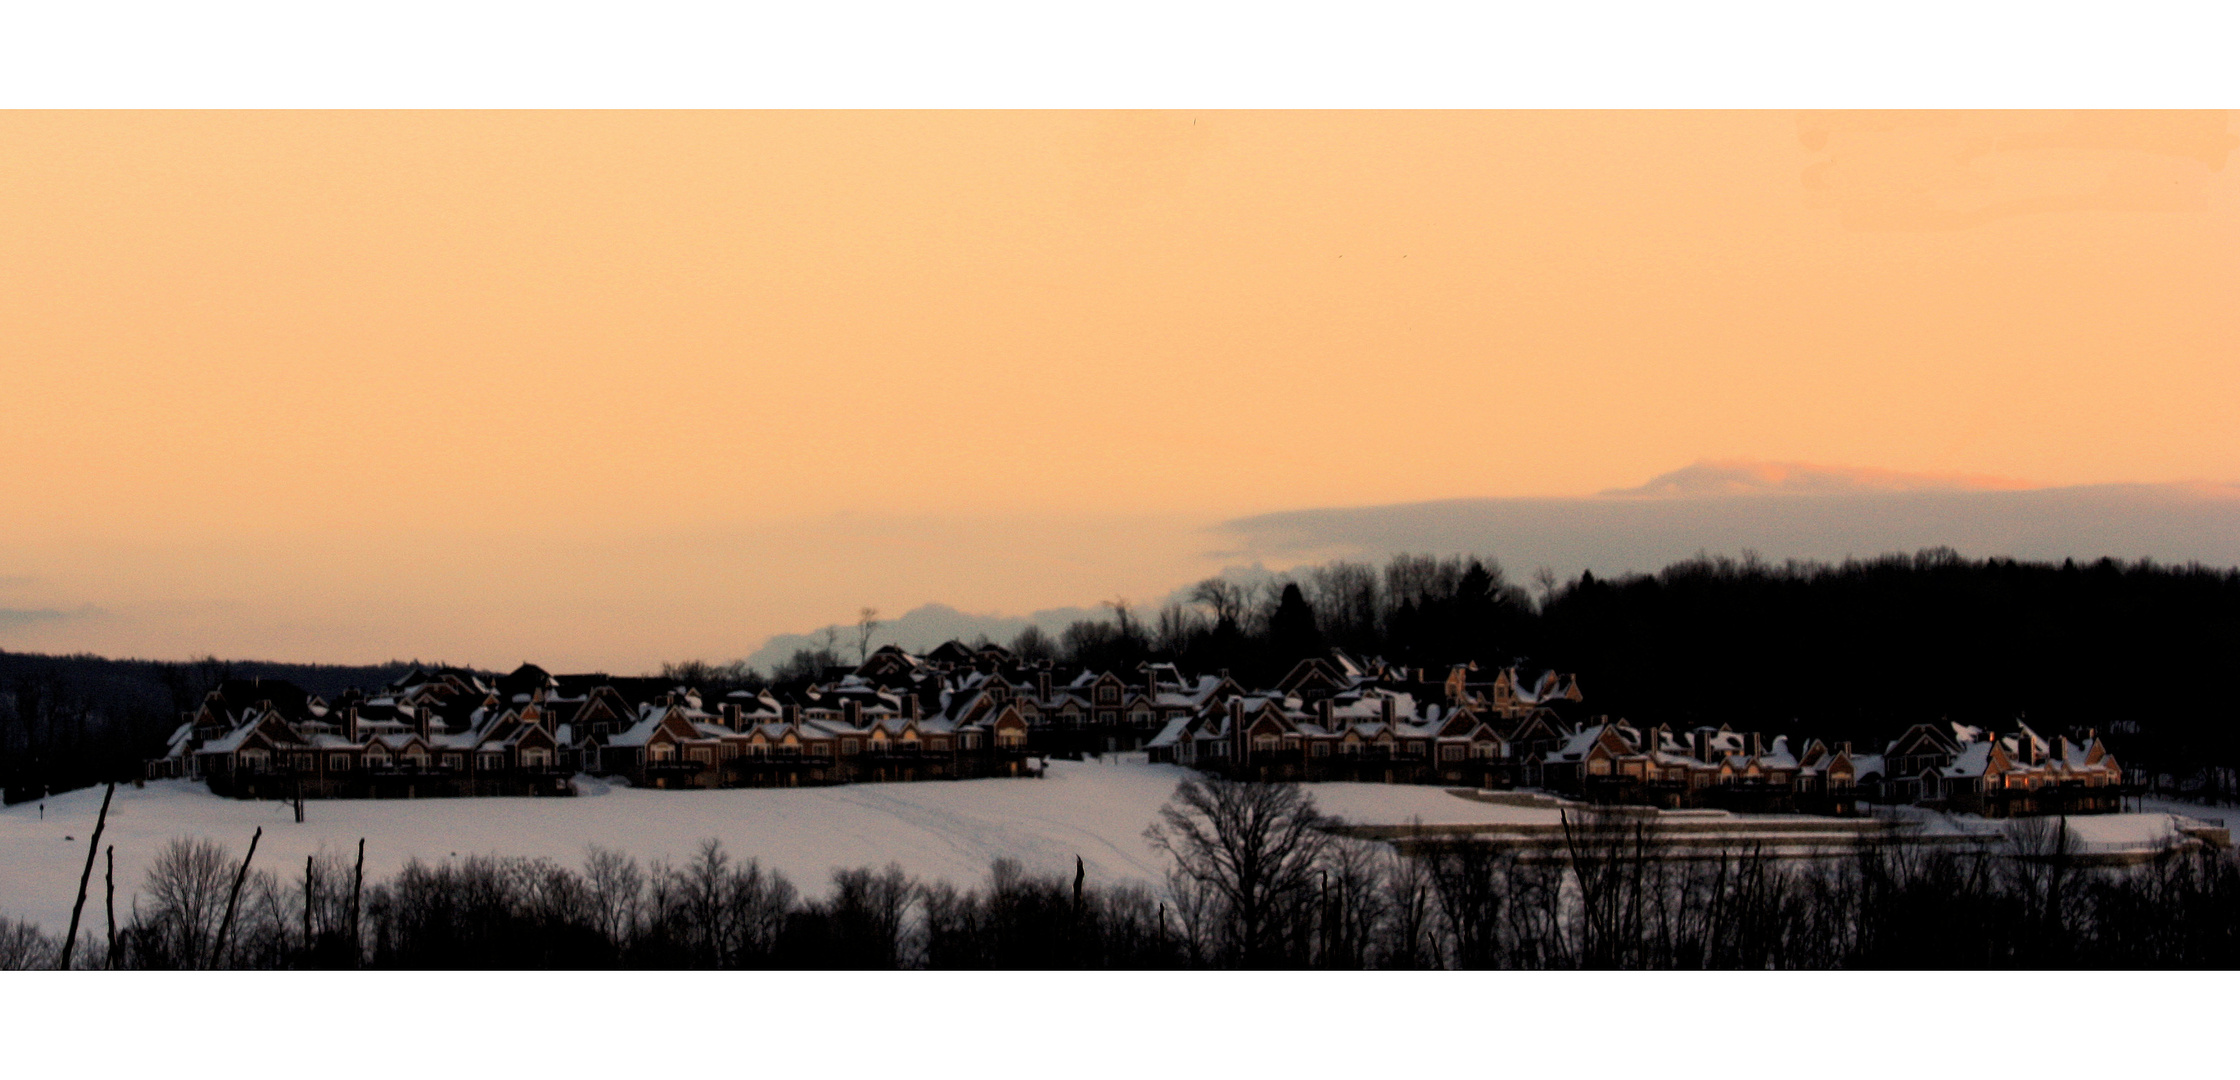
[10,765,2223,938]
[0,759,1538,935]
[1880,801,2227,854]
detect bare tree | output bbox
[823,863,916,968]
[1186,578,1248,631]
[1146,777,1332,966]
[1008,624,1057,663]
[0,915,60,970]
[583,845,647,945]
[1305,561,1380,648]
[855,608,881,664]
[1105,598,1137,642]
[133,837,235,968]
[1531,566,1561,610]
[1379,839,1443,969]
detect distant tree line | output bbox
[0,653,429,803]
[8,778,2236,970]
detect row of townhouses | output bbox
[1530,718,2123,815]
[1143,653,2123,815]
[145,640,2123,816]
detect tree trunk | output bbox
[104,846,118,969]
[349,837,365,967]
[303,855,316,961]
[57,782,115,970]
[212,826,264,969]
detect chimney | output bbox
[415,706,432,741]
[844,699,861,727]
[1380,696,1396,726]
[1037,671,1052,701]
[1749,732,1763,758]
[1318,699,1334,728]
[910,693,923,721]
[343,706,359,743]
[783,702,801,728]
[1228,699,1244,727]
[1693,729,1709,763]
[1841,740,1852,757]
[722,703,742,731]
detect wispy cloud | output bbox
[1600,460,2032,498]
[0,604,98,631]
[1224,463,2240,579]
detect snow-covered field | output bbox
[0,759,1530,935]
[9,763,2225,939]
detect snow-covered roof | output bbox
[1942,741,1993,779]
[1147,716,1192,749]
[606,715,663,748]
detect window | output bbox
[404,752,428,769]
[1312,743,1331,758]
[1253,735,1279,753]
[291,753,313,772]
[329,754,352,772]
[443,754,463,770]
[841,738,860,755]
[523,748,552,767]
[1440,745,1464,761]
[480,753,504,770]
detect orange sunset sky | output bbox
[2,111,2236,670]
